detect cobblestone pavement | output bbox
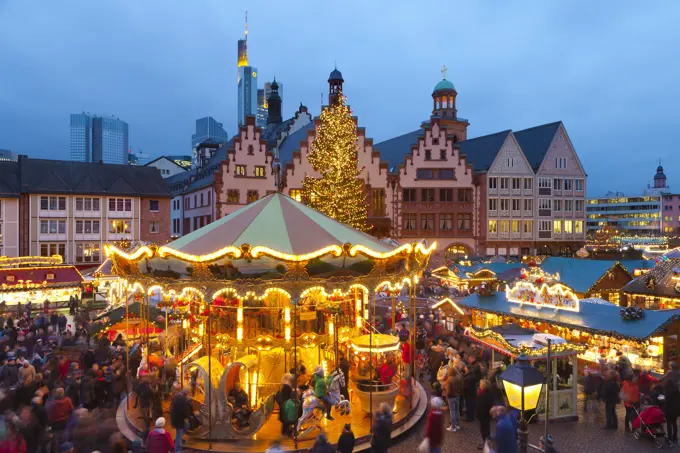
[390,400,679,453]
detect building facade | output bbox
[191,117,229,169]
[0,150,18,162]
[586,195,662,235]
[70,113,129,164]
[0,162,20,257]
[0,157,171,265]
[145,156,189,179]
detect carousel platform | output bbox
[118,381,427,453]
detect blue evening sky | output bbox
[1,1,678,196]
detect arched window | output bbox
[453,135,458,143]
[449,96,454,107]
[435,98,440,110]
[442,97,448,108]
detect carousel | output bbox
[107,193,433,450]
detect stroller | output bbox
[632,398,668,449]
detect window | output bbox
[149,200,160,212]
[500,220,509,233]
[40,220,65,234]
[227,190,240,203]
[553,178,562,191]
[539,220,551,231]
[403,189,417,202]
[200,193,205,206]
[457,188,472,202]
[439,150,446,160]
[194,195,197,207]
[554,200,562,212]
[575,200,584,212]
[553,220,562,234]
[555,157,567,169]
[512,199,521,211]
[512,220,520,233]
[575,220,584,234]
[512,178,521,190]
[439,213,453,230]
[40,243,66,260]
[439,189,453,202]
[488,220,498,233]
[438,169,455,180]
[524,178,533,190]
[373,189,385,216]
[432,138,439,146]
[76,198,83,211]
[457,214,472,230]
[75,220,99,234]
[538,178,551,189]
[149,221,160,234]
[500,178,509,190]
[523,220,533,233]
[424,150,432,161]
[488,178,498,189]
[564,220,573,233]
[564,200,573,212]
[507,158,515,168]
[524,199,533,212]
[247,190,259,203]
[500,199,509,211]
[564,179,573,191]
[75,197,99,211]
[421,189,435,202]
[421,214,435,230]
[255,166,266,177]
[207,191,211,205]
[247,145,254,155]
[575,179,584,191]
[40,196,66,211]
[109,220,131,234]
[403,213,416,230]
[289,189,302,202]
[539,199,552,210]
[75,243,100,263]
[109,198,132,212]
[416,168,434,179]
[488,199,497,211]
[235,165,246,176]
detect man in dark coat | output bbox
[171,389,193,452]
[603,371,620,429]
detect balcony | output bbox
[511,232,521,239]
[512,210,521,217]
[500,231,510,239]
[488,210,497,217]
[39,233,67,241]
[499,188,510,195]
[523,188,533,196]
[500,210,509,217]
[523,231,533,239]
[511,189,521,196]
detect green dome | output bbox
[433,79,455,92]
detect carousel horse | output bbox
[296,369,350,438]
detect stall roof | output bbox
[540,258,631,294]
[0,266,83,290]
[458,292,680,341]
[622,259,680,298]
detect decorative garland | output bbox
[619,306,645,321]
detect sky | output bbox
[1,1,679,197]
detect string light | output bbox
[432,298,465,315]
[157,245,242,262]
[104,245,153,260]
[506,281,580,312]
[300,93,369,231]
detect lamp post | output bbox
[499,353,546,453]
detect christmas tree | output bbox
[302,94,368,231]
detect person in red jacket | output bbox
[401,341,412,379]
[146,417,175,453]
[424,397,445,453]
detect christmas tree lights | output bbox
[302,93,368,231]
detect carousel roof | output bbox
[166,192,394,258]
[350,333,400,352]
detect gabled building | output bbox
[145,156,189,179]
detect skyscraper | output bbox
[257,81,284,127]
[191,117,229,169]
[70,113,129,164]
[237,12,257,129]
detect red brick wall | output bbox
[140,197,171,244]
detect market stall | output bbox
[0,264,83,306]
[465,324,585,421]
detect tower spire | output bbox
[245,10,248,41]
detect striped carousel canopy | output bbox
[166,192,395,257]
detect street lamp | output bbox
[500,354,545,453]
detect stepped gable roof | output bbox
[19,158,170,197]
[622,259,680,298]
[513,121,562,171]
[261,118,295,148]
[457,130,512,172]
[166,192,394,258]
[540,257,632,294]
[277,122,316,168]
[0,161,20,197]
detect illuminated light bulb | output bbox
[182,319,188,329]
[237,307,243,323]
[284,307,290,323]
[199,324,204,336]
[364,309,369,319]
[251,372,258,407]
[329,320,334,336]
[285,327,291,342]
[237,327,243,341]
